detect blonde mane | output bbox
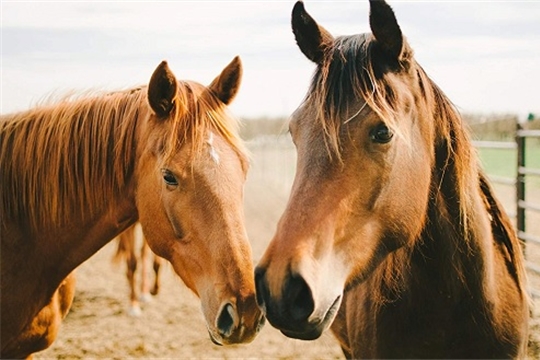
[1,82,247,233]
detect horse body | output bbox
[1,57,263,358]
[255,1,528,358]
[1,195,137,356]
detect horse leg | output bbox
[115,226,142,316]
[126,245,141,317]
[151,255,163,296]
[139,238,152,303]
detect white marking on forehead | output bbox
[206,132,220,164]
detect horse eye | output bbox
[370,124,394,144]
[161,169,178,186]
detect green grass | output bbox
[477,147,517,178]
[477,141,540,188]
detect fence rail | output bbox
[472,140,517,150]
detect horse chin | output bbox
[281,327,323,340]
[278,294,342,341]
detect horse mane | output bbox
[310,32,527,303]
[1,82,247,233]
[1,88,145,232]
[306,34,415,159]
[479,173,528,300]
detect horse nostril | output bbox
[285,274,314,323]
[254,267,268,310]
[255,268,314,323]
[216,303,236,338]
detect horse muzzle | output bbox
[208,301,265,346]
[254,266,341,340]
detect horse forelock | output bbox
[308,33,418,160]
[0,88,146,232]
[160,81,248,172]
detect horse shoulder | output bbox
[2,273,76,359]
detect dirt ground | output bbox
[35,146,540,359]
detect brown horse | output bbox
[1,56,264,359]
[255,1,529,358]
[113,223,163,317]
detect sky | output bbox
[2,1,540,120]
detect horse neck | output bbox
[44,92,148,268]
[1,90,149,277]
[0,93,148,340]
[416,174,492,296]
[6,90,146,229]
[424,93,500,288]
[408,74,494,294]
[375,108,495,305]
[373,179,492,306]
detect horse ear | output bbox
[148,61,178,118]
[369,0,403,60]
[209,56,243,105]
[291,1,334,64]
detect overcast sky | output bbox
[2,1,540,119]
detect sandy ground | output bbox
[35,144,540,359]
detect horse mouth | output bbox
[209,332,224,346]
[281,327,323,340]
[280,295,341,340]
[207,312,265,346]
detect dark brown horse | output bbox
[1,57,264,358]
[255,1,529,358]
[113,223,163,317]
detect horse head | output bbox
[136,57,264,345]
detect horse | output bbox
[1,56,264,359]
[113,223,163,317]
[254,1,529,358]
